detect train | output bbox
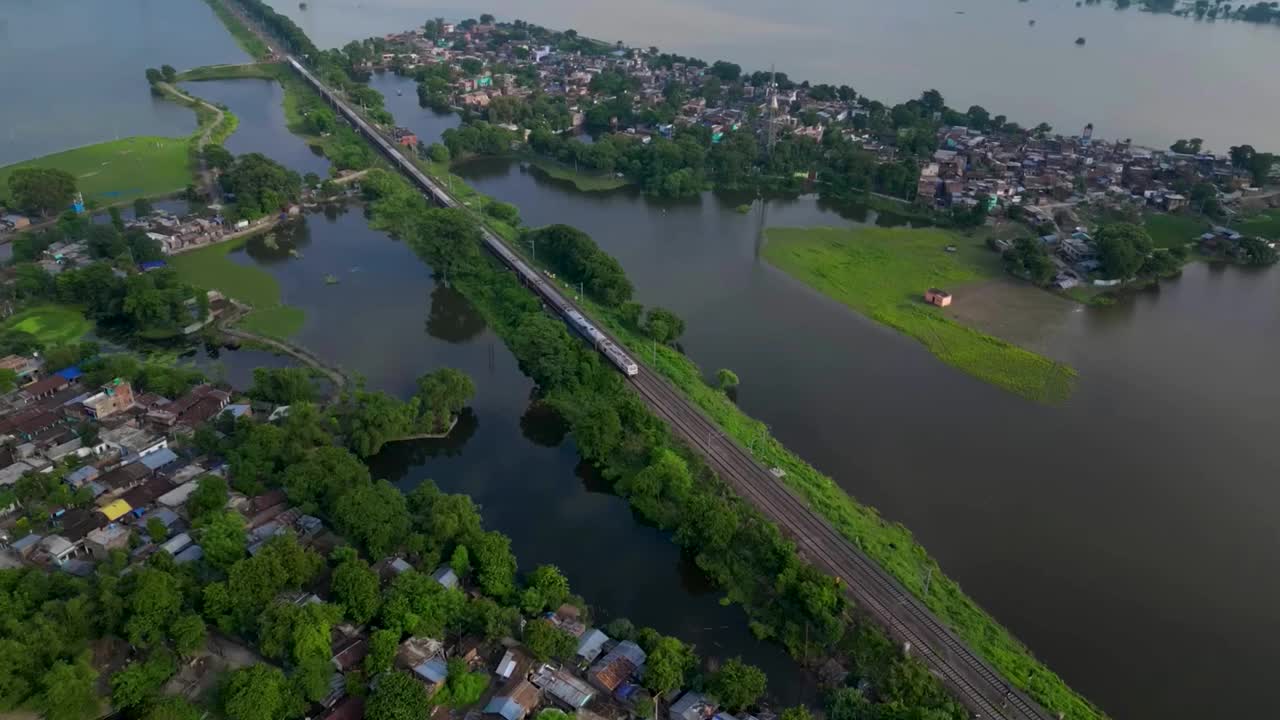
[285,55,640,379]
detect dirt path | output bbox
[217,302,348,390]
[156,81,226,200]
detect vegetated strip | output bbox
[761,226,1076,404]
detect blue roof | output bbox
[139,260,167,271]
[140,448,179,471]
[413,657,448,684]
[221,404,252,419]
[66,466,99,484]
[55,366,82,380]
[484,697,526,720]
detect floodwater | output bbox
[180,78,332,177]
[438,155,1280,720]
[193,77,818,702]
[0,0,249,166]
[268,0,1280,150]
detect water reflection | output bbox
[365,409,480,478]
[519,399,570,449]
[426,283,487,344]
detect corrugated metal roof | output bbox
[100,499,132,521]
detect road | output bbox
[216,301,347,390]
[215,3,1062,715]
[155,81,226,201]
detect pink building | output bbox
[924,288,952,307]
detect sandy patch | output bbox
[943,277,1077,357]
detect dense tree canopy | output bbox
[8,167,77,217]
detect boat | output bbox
[324,273,339,285]
[397,89,403,96]
[1029,19,1036,26]
[1075,36,1087,45]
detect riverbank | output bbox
[763,225,1076,403]
[169,228,306,339]
[0,137,192,207]
[525,155,632,192]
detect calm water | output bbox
[442,156,1280,720]
[0,0,249,166]
[199,81,816,702]
[180,78,332,177]
[268,0,1280,150]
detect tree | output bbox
[169,613,207,657]
[380,569,466,638]
[123,568,183,648]
[333,480,411,557]
[522,564,571,614]
[8,167,77,217]
[145,68,164,85]
[708,658,767,711]
[283,446,369,514]
[1095,222,1153,280]
[449,545,471,581]
[365,628,400,676]
[486,201,520,225]
[1003,237,1055,285]
[161,65,177,83]
[223,664,295,720]
[133,197,154,218]
[366,671,431,720]
[716,368,739,390]
[414,368,476,430]
[146,516,168,542]
[469,530,517,599]
[522,619,577,662]
[331,554,382,624]
[780,707,812,720]
[196,511,247,571]
[186,474,229,521]
[1170,138,1204,154]
[36,656,99,720]
[339,390,413,457]
[204,144,234,171]
[642,635,695,697]
[110,653,176,712]
[428,143,450,163]
[642,307,685,344]
[250,367,315,405]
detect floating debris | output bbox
[288,248,302,258]
[263,233,279,250]
[1075,36,1087,45]
[324,273,339,285]
[1029,19,1036,26]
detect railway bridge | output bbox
[283,55,1060,720]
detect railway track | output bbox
[275,48,1058,720]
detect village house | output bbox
[587,640,646,693]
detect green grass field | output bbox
[763,226,1076,403]
[169,237,305,338]
[1,305,92,346]
[527,156,632,192]
[1144,212,1210,249]
[0,137,192,207]
[1236,208,1280,239]
[177,63,279,83]
[239,306,305,339]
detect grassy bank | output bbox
[168,235,304,338]
[526,155,632,192]
[1144,212,1210,249]
[201,0,271,59]
[763,226,1076,403]
[0,137,191,206]
[1,305,92,346]
[1236,208,1280,239]
[176,63,278,82]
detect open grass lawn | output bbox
[1144,212,1210,249]
[763,226,1076,404]
[0,137,191,206]
[177,63,278,82]
[2,305,92,346]
[527,156,631,192]
[169,237,305,338]
[1236,208,1280,239]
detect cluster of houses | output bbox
[322,567,775,720]
[370,22,864,150]
[914,123,1272,213]
[0,356,257,571]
